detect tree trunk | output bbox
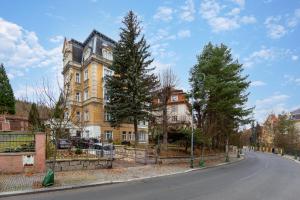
[134,118,138,162]
[162,105,168,147]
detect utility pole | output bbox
[190,96,194,168]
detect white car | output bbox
[90,143,115,158]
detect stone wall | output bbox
[158,153,226,165]
[46,158,112,172]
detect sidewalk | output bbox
[0,155,242,195]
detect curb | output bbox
[281,155,300,164]
[0,156,245,198]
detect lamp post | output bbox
[190,73,205,168]
[190,96,195,168]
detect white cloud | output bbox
[180,0,196,22]
[287,8,300,28]
[199,0,256,32]
[265,16,287,39]
[250,81,266,87]
[151,60,172,74]
[244,47,274,68]
[148,28,177,59]
[0,18,63,92]
[254,94,290,122]
[7,69,24,79]
[231,0,245,8]
[50,35,64,43]
[292,55,299,61]
[265,8,300,39]
[240,16,256,24]
[153,7,173,22]
[284,74,300,86]
[227,8,241,16]
[244,47,298,68]
[177,29,191,38]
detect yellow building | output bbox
[62,30,148,143]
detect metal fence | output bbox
[0,133,35,153]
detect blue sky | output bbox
[0,0,299,122]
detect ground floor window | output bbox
[122,131,126,141]
[139,132,147,141]
[105,130,113,140]
[76,130,81,137]
[130,132,135,141]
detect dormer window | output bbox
[102,49,113,61]
[75,73,80,83]
[171,95,178,102]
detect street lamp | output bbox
[190,73,205,168]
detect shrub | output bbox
[75,148,83,155]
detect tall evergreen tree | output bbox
[106,11,158,145]
[0,63,15,114]
[28,103,42,131]
[189,43,253,148]
[53,93,64,119]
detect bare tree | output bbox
[36,74,85,171]
[154,68,178,147]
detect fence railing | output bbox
[0,133,35,153]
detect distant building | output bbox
[0,115,28,131]
[290,108,300,134]
[62,30,148,143]
[152,89,192,136]
[260,114,278,147]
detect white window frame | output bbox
[171,95,178,102]
[122,131,127,141]
[102,49,113,61]
[105,131,113,140]
[76,92,81,102]
[84,69,88,81]
[104,112,111,121]
[171,105,177,113]
[75,73,80,83]
[130,132,135,141]
[103,67,114,103]
[84,89,88,101]
[84,111,89,121]
[139,132,146,141]
[172,116,178,122]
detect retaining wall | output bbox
[46,158,112,172]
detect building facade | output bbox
[0,115,28,131]
[152,89,192,132]
[290,108,300,134]
[260,114,278,147]
[62,30,148,143]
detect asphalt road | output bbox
[2,152,300,200]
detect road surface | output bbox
[2,152,300,200]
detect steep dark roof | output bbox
[83,29,116,46]
[70,39,83,47]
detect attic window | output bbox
[102,49,113,61]
[171,95,178,102]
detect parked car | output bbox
[71,137,99,149]
[91,143,115,158]
[57,139,71,149]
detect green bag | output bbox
[42,169,54,187]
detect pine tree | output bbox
[189,43,253,148]
[106,11,158,145]
[53,93,64,119]
[28,103,42,131]
[0,63,15,114]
